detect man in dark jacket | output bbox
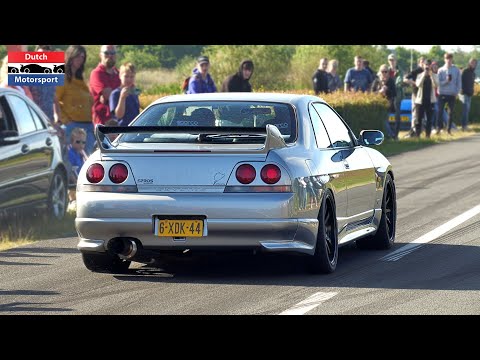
[312,58,329,95]
[460,58,477,131]
[221,59,254,92]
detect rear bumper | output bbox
[75,191,318,255]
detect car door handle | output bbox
[21,144,30,153]
[46,137,53,146]
[343,160,350,169]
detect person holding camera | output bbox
[415,60,439,138]
[436,53,461,135]
[109,62,140,126]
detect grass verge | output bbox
[0,210,77,251]
[377,124,480,157]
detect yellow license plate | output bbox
[156,219,204,237]
[401,116,409,122]
[389,115,395,121]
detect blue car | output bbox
[388,98,412,131]
[389,98,451,133]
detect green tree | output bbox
[117,45,204,69]
[289,45,334,89]
[84,45,102,80]
[0,45,6,61]
[425,45,445,64]
[451,47,470,70]
[391,46,421,73]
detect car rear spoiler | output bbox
[94,125,287,154]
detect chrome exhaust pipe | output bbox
[108,238,138,260]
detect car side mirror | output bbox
[0,130,20,146]
[359,130,384,146]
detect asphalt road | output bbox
[1,135,480,315]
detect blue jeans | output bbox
[460,94,472,128]
[65,121,95,155]
[432,102,448,129]
[384,118,395,138]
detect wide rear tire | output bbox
[356,173,396,250]
[82,253,131,273]
[308,191,338,274]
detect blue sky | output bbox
[388,45,475,53]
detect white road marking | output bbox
[279,291,338,315]
[381,204,480,262]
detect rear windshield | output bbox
[121,101,297,144]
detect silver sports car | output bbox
[76,93,396,274]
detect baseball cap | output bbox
[197,56,209,65]
[388,54,396,60]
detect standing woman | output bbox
[56,45,95,155]
[371,64,397,139]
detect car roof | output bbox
[0,87,52,124]
[151,92,324,106]
[0,87,27,95]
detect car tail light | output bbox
[86,164,104,183]
[109,163,128,184]
[236,164,256,184]
[261,164,281,184]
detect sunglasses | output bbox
[75,140,86,144]
[103,51,116,56]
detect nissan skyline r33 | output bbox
[76,93,396,274]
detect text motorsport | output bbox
[8,51,65,86]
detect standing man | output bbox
[312,58,329,95]
[89,45,121,126]
[344,55,373,92]
[187,56,217,94]
[404,56,426,137]
[387,53,404,139]
[414,60,439,138]
[436,53,462,135]
[460,58,477,131]
[221,59,254,92]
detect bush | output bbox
[470,84,480,123]
[323,92,389,135]
[258,89,389,135]
[442,84,480,125]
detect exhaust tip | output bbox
[108,237,138,260]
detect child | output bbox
[109,62,140,126]
[67,127,88,209]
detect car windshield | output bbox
[121,101,297,144]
